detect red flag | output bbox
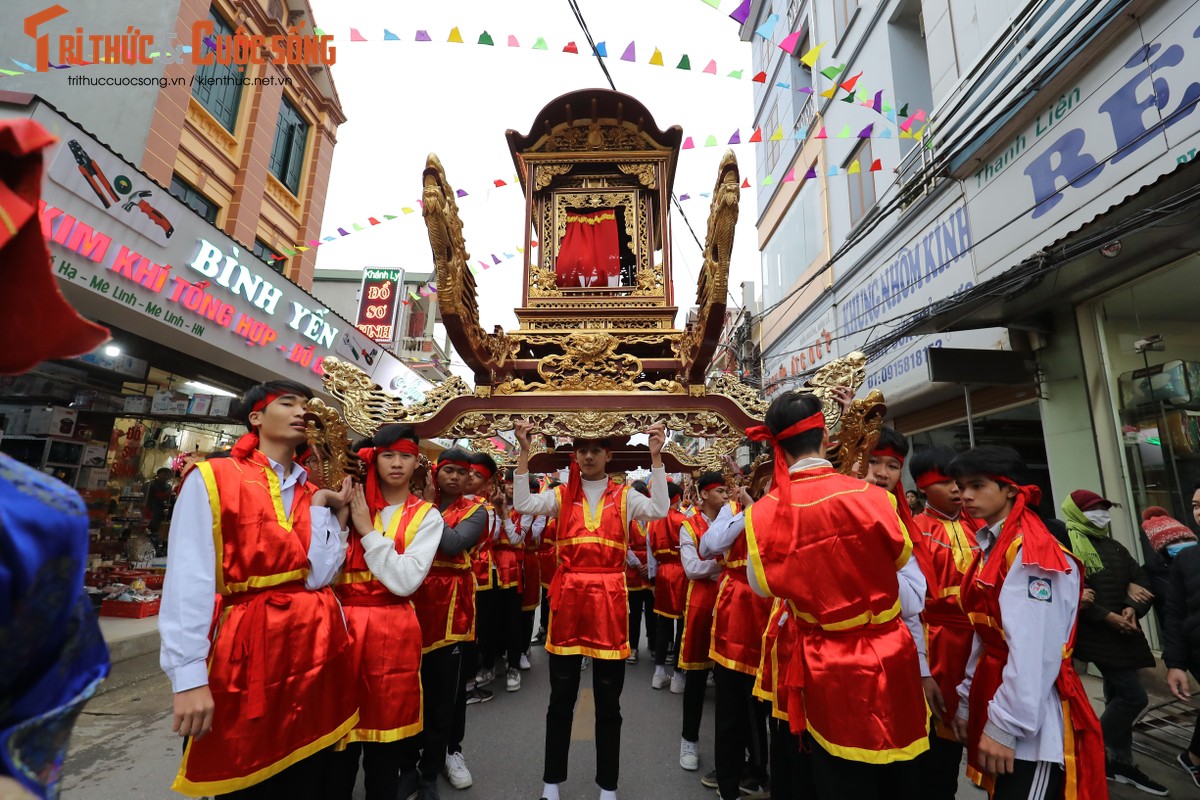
[869,159,882,172]
[740,178,750,188]
[494,179,506,187]
[839,71,863,91]
[748,127,763,142]
[752,71,767,83]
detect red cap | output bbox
[1070,489,1114,511]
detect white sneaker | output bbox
[652,671,668,690]
[670,671,686,694]
[476,668,494,687]
[581,656,591,671]
[506,668,521,692]
[443,750,473,789]
[706,671,716,689]
[519,653,532,670]
[679,738,699,771]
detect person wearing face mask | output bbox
[1155,489,1200,788]
[1062,490,1164,796]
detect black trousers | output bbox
[544,654,626,790]
[810,734,919,800]
[449,640,474,753]
[1097,664,1148,764]
[628,588,655,653]
[681,667,710,743]
[323,740,418,800]
[654,614,683,666]
[481,586,523,671]
[714,665,769,799]
[992,760,1064,800]
[915,721,964,800]
[522,608,536,654]
[772,720,816,799]
[218,748,330,799]
[475,588,497,672]
[540,587,551,634]
[418,644,461,778]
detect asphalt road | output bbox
[60,640,1191,799]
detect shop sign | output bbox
[836,198,1008,402]
[762,309,837,399]
[966,0,1200,280]
[355,268,402,343]
[34,106,397,392]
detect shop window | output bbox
[846,139,875,228]
[252,239,285,273]
[169,175,219,224]
[1096,263,1200,526]
[763,101,781,176]
[191,6,243,132]
[831,0,858,42]
[269,97,309,196]
[761,166,822,307]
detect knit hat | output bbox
[1142,506,1197,553]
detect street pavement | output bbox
[61,639,1195,799]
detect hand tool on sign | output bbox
[122,190,175,238]
[69,139,119,208]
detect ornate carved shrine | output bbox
[317,89,881,474]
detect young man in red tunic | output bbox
[699,479,774,799]
[161,381,359,799]
[410,447,491,795]
[465,452,500,700]
[908,446,981,797]
[517,478,549,670]
[513,421,669,800]
[646,482,688,689]
[676,473,730,776]
[947,446,1106,800]
[327,424,443,800]
[743,391,931,799]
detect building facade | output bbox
[743,0,1200,601]
[8,0,345,287]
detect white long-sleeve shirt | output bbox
[955,520,1079,764]
[680,515,723,581]
[514,467,669,567]
[358,501,443,596]
[502,512,532,545]
[159,457,348,694]
[742,458,929,676]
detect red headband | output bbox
[250,391,285,414]
[470,463,495,480]
[915,470,953,490]
[698,477,726,492]
[871,445,906,467]
[744,409,826,533]
[356,439,421,514]
[436,458,472,471]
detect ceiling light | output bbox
[104,345,121,357]
[185,380,238,397]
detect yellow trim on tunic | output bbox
[676,580,715,671]
[173,712,359,796]
[744,504,772,599]
[198,461,310,594]
[787,597,901,631]
[555,535,628,550]
[805,717,930,765]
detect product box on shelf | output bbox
[99,598,161,618]
[78,467,111,490]
[123,395,152,415]
[209,396,232,418]
[26,406,78,437]
[81,442,108,467]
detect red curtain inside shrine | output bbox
[555,209,620,287]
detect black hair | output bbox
[697,471,725,492]
[947,445,1026,486]
[467,450,499,477]
[546,478,562,488]
[630,479,649,496]
[206,449,231,459]
[437,447,472,464]
[528,476,540,492]
[156,467,172,477]
[908,446,957,482]
[236,380,312,430]
[372,424,419,448]
[762,391,825,458]
[873,427,910,458]
[573,437,613,450]
[667,482,684,500]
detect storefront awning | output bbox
[863,156,1200,358]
